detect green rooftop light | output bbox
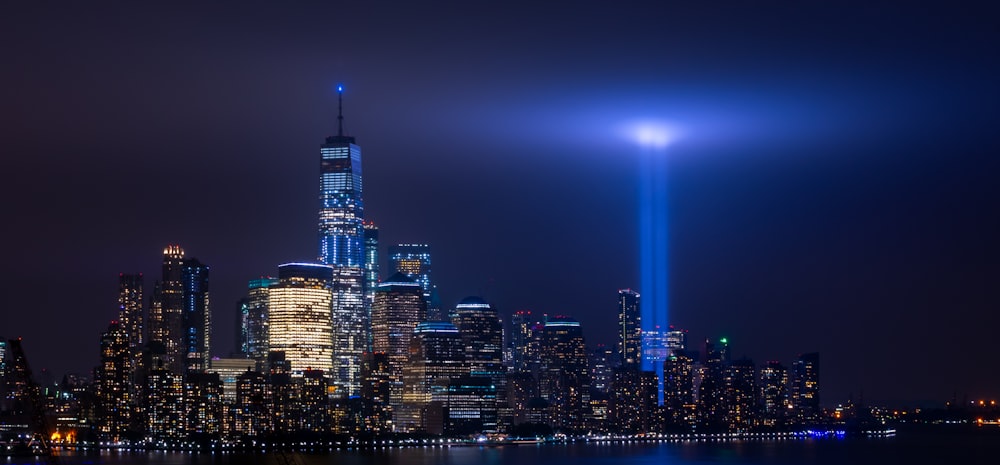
[720,337,728,344]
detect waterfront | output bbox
[12,431,997,465]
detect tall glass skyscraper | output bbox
[363,222,380,302]
[371,272,426,415]
[181,258,211,373]
[388,244,440,320]
[318,86,367,396]
[117,273,144,377]
[239,276,278,364]
[318,86,364,268]
[149,245,186,373]
[617,289,641,367]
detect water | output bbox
[9,432,998,465]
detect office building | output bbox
[760,360,790,427]
[388,244,440,320]
[267,263,335,377]
[318,85,364,269]
[608,367,658,434]
[538,316,590,431]
[331,265,366,396]
[146,365,184,439]
[95,322,131,442]
[724,357,757,432]
[239,277,278,364]
[663,351,697,431]
[317,86,368,396]
[792,352,820,423]
[400,321,467,432]
[181,258,210,372]
[363,221,379,306]
[371,272,425,413]
[207,358,257,404]
[509,310,535,373]
[148,245,185,373]
[618,289,641,366]
[117,273,144,377]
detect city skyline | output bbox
[3,1,999,407]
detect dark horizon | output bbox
[3,1,999,406]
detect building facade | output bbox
[148,245,185,373]
[618,289,641,367]
[267,263,335,377]
[371,272,426,416]
[388,244,440,320]
[181,258,210,373]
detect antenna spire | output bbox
[337,84,344,137]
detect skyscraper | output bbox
[388,244,439,320]
[239,277,278,364]
[451,296,505,432]
[267,263,335,377]
[400,321,466,432]
[317,85,367,396]
[509,310,535,373]
[663,351,697,431]
[318,85,364,269]
[538,316,590,431]
[371,272,425,414]
[148,245,185,373]
[181,258,210,372]
[618,289,641,367]
[95,321,131,442]
[331,266,366,396]
[792,352,820,423]
[363,221,380,305]
[759,360,790,427]
[117,273,144,376]
[363,221,380,350]
[724,357,757,432]
[451,297,504,380]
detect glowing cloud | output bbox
[620,120,684,149]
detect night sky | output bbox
[3,1,998,406]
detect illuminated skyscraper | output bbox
[331,265,366,396]
[663,351,697,431]
[117,273,144,376]
[388,244,440,320]
[618,289,641,366]
[267,263,335,377]
[239,277,278,364]
[451,296,504,432]
[698,337,730,431]
[371,272,425,413]
[317,86,367,396]
[399,321,466,432]
[665,327,688,356]
[318,86,364,269]
[148,245,185,373]
[95,322,131,442]
[588,345,615,394]
[792,352,820,423]
[608,367,658,434]
[538,316,590,431]
[759,360,790,427]
[363,221,380,350]
[724,357,757,432]
[146,365,184,439]
[451,297,504,379]
[181,258,210,373]
[363,222,379,306]
[509,310,535,373]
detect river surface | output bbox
[7,431,998,465]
